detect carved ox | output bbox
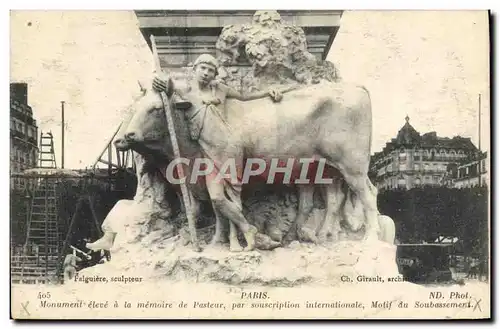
[114,77,381,250]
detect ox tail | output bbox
[359,85,373,156]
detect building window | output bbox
[414,177,422,185]
[450,150,457,160]
[414,150,421,161]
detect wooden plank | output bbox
[87,195,103,236]
[56,197,83,278]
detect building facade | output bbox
[10,82,39,189]
[445,151,488,189]
[369,116,478,191]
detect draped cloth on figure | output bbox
[185,103,244,206]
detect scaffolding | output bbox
[11,126,137,285]
[39,132,57,169]
[92,122,136,177]
[12,132,60,284]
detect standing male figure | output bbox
[153,54,283,251]
[63,249,82,283]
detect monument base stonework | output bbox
[81,213,401,287]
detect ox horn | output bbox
[137,80,146,94]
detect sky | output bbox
[10,10,490,169]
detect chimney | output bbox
[10,82,28,105]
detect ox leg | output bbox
[367,178,378,198]
[295,185,317,243]
[317,181,344,243]
[340,172,380,241]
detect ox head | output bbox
[113,77,193,163]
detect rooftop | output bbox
[373,116,478,160]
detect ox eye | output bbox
[147,107,159,114]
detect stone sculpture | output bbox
[84,11,398,285]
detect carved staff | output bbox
[150,35,201,252]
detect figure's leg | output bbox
[63,267,76,283]
[210,208,224,245]
[295,185,316,243]
[86,200,131,251]
[63,268,70,283]
[86,206,116,250]
[229,221,243,252]
[206,179,257,251]
[86,232,117,251]
[210,205,229,245]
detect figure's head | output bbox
[193,54,219,85]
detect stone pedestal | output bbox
[82,229,400,287]
[135,10,342,68]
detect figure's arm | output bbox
[216,81,282,102]
[226,87,269,101]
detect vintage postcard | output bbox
[9,9,490,319]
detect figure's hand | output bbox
[209,79,220,89]
[268,89,283,103]
[202,97,222,106]
[152,73,172,95]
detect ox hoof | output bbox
[318,231,339,244]
[209,239,226,247]
[192,244,203,252]
[297,228,318,244]
[266,228,283,243]
[243,225,258,251]
[255,233,282,250]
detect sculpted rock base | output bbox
[82,224,400,287]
